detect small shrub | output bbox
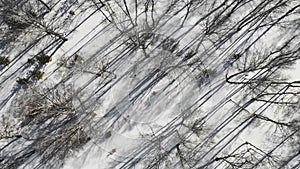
[182,50,196,61]
[104,131,112,139]
[27,58,36,65]
[111,148,116,153]
[108,148,116,156]
[232,53,242,60]
[34,71,45,80]
[77,136,91,144]
[0,56,11,66]
[73,54,82,62]
[70,128,91,145]
[201,68,216,79]
[69,10,75,16]
[37,54,52,64]
[16,78,29,85]
[161,38,179,52]
[27,10,37,18]
[68,54,83,67]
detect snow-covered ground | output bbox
[1,0,300,168]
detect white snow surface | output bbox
[1,0,300,169]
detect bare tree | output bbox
[1,0,300,168]
[0,84,92,169]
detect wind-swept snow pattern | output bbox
[1,0,300,168]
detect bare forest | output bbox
[1,0,300,168]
